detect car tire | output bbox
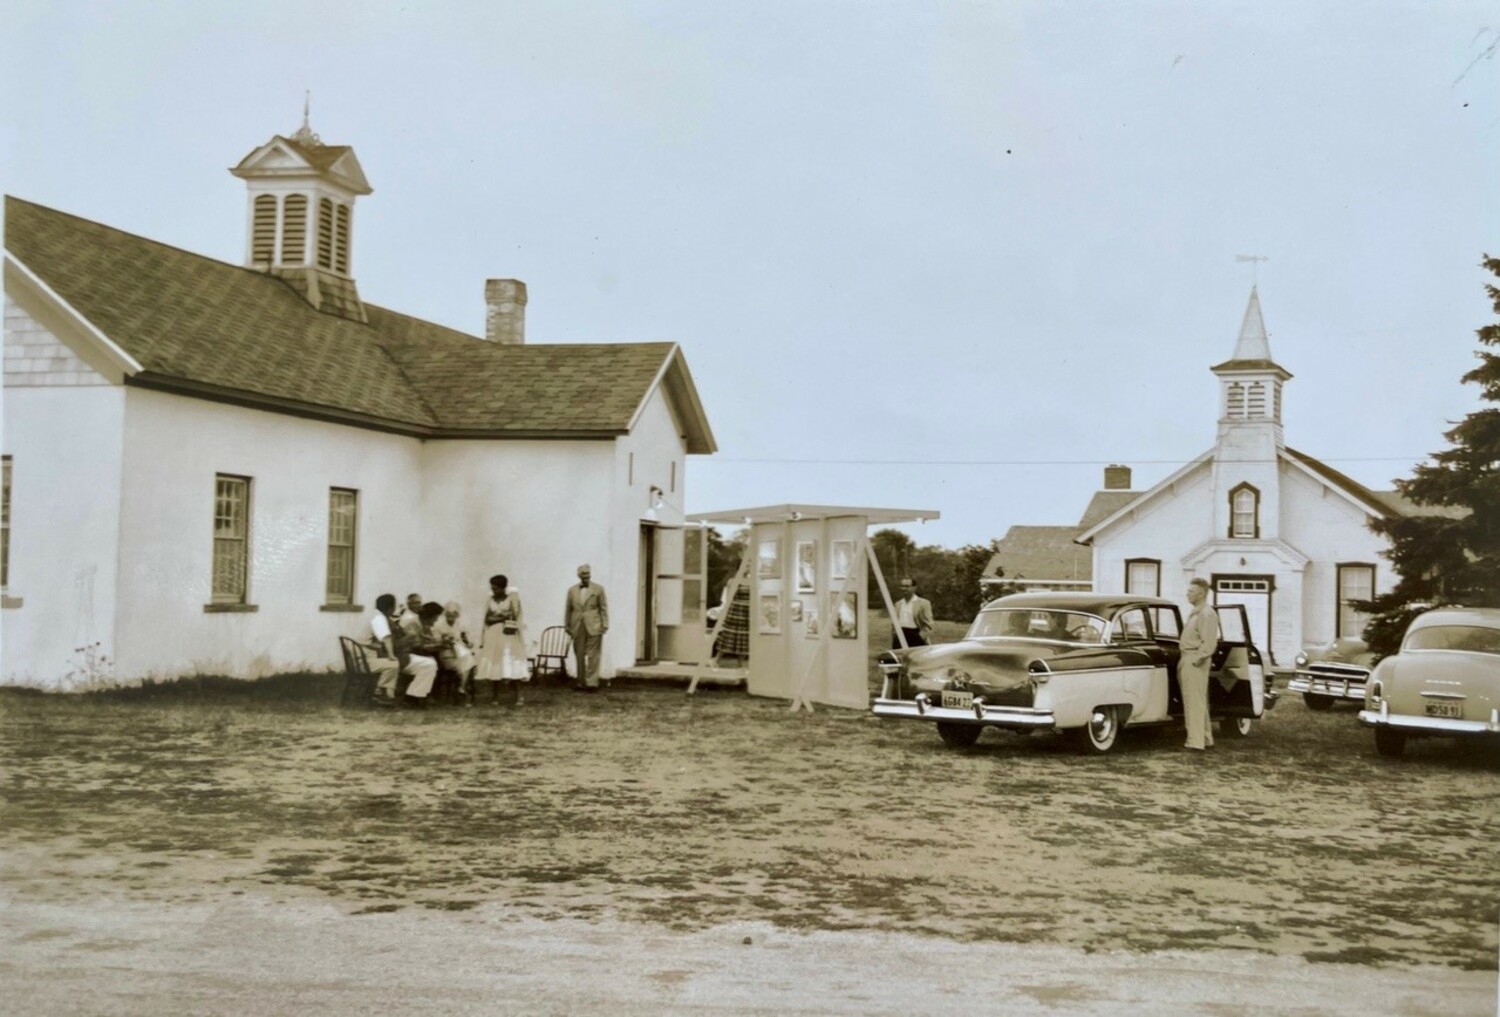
[1070,706,1120,754]
[1304,693,1335,711]
[1220,716,1253,738]
[935,722,983,749]
[1374,727,1407,759]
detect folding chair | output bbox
[339,636,377,706]
[532,626,573,682]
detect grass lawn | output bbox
[2,662,1498,973]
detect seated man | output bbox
[398,592,425,637]
[395,602,445,704]
[368,593,403,703]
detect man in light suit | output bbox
[892,577,936,649]
[564,564,609,692]
[1179,577,1220,752]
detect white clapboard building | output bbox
[986,289,1418,667]
[2,118,714,687]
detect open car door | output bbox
[1208,604,1267,718]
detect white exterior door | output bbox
[1213,577,1273,665]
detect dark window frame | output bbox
[326,487,359,606]
[1123,557,1161,597]
[210,473,252,606]
[1227,482,1261,539]
[1335,562,1376,639]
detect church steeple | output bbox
[1211,286,1292,439]
[230,102,372,323]
[1209,287,1293,542]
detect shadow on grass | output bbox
[0,671,347,708]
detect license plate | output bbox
[941,691,973,709]
[1424,700,1462,719]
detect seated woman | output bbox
[435,601,477,704]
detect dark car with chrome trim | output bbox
[1358,606,1500,758]
[871,592,1276,753]
[1289,638,1375,710]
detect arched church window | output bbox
[1226,383,1245,418]
[334,203,350,274]
[281,195,307,265]
[1229,483,1260,539]
[1247,382,1267,418]
[251,194,276,264]
[316,198,335,270]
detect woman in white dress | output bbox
[476,574,527,705]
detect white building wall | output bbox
[418,437,615,663]
[610,384,689,672]
[1,386,126,687]
[113,387,425,680]
[1280,464,1397,646]
[1092,466,1215,600]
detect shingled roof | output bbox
[3,196,714,450]
[982,525,1093,584]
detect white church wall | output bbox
[113,387,426,681]
[418,437,615,661]
[1280,464,1397,647]
[608,384,689,673]
[1,385,126,687]
[1092,467,1215,600]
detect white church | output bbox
[988,289,1415,667]
[2,117,716,687]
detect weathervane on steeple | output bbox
[291,89,322,147]
[1234,254,1269,285]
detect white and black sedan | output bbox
[872,592,1275,753]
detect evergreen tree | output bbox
[1362,255,1500,655]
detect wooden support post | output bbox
[868,539,907,652]
[690,555,750,695]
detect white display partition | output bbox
[686,504,939,711]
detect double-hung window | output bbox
[326,488,358,605]
[211,474,251,604]
[1337,564,1375,639]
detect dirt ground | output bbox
[2,675,1498,1013]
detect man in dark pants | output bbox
[891,577,935,649]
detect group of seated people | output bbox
[366,591,519,707]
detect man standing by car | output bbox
[1180,577,1220,751]
[891,577,935,649]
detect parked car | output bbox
[1290,638,1375,710]
[1358,606,1500,758]
[871,592,1276,754]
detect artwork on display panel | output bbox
[830,539,856,581]
[758,594,782,634]
[789,599,804,624]
[757,538,781,580]
[832,591,858,639]
[804,604,820,638]
[795,540,817,593]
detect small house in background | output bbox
[989,290,1426,668]
[2,114,715,687]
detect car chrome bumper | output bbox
[1358,701,1500,735]
[871,696,1055,729]
[1289,671,1368,700]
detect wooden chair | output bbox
[339,636,377,706]
[532,626,573,682]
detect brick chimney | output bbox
[1103,464,1132,490]
[484,279,527,344]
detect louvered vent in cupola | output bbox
[334,203,350,274]
[317,197,335,270]
[1247,382,1266,418]
[252,194,277,263]
[282,195,308,264]
[1226,382,1245,418]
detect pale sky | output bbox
[4,1,1497,548]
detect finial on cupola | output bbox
[292,90,322,147]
